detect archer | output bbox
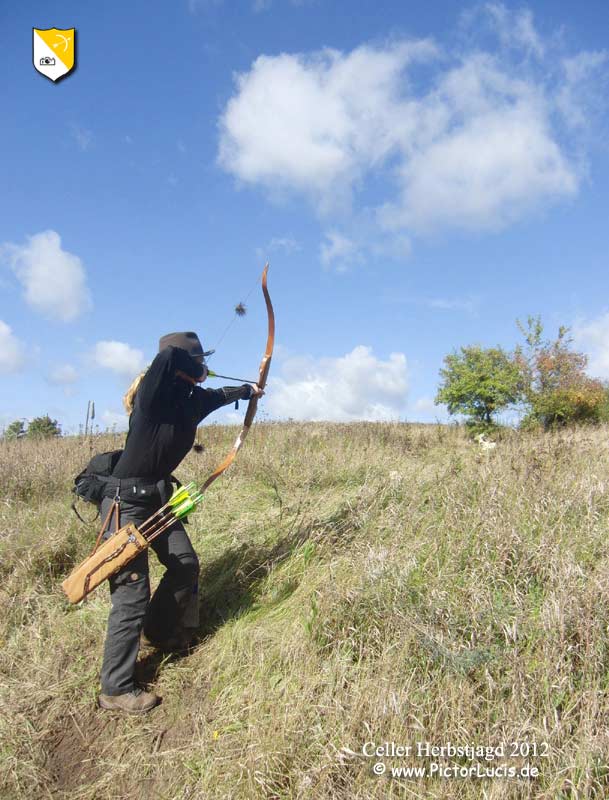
[95,331,263,714]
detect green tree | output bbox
[27,415,61,439]
[435,345,522,431]
[3,420,26,440]
[515,316,606,429]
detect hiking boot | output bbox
[98,688,159,714]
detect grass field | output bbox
[1,422,608,799]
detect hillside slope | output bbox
[1,423,608,799]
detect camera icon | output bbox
[40,56,56,66]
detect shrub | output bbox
[3,419,26,440]
[435,345,522,428]
[28,415,61,438]
[515,317,606,429]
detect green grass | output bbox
[1,422,609,798]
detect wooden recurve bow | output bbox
[199,263,275,494]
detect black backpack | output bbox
[73,449,123,508]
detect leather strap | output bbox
[91,497,120,555]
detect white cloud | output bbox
[574,313,609,378]
[256,235,301,262]
[320,231,362,270]
[1,230,92,322]
[218,7,605,245]
[0,320,25,374]
[47,364,79,386]
[413,396,437,414]
[319,226,412,270]
[557,51,608,129]
[475,3,545,59]
[267,345,409,421]
[218,40,438,212]
[101,409,129,432]
[378,77,578,232]
[268,236,300,254]
[408,395,450,423]
[215,409,243,425]
[93,341,145,379]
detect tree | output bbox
[27,415,61,438]
[515,316,606,429]
[435,345,522,430]
[3,419,26,440]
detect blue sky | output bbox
[1,0,608,433]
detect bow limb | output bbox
[199,264,274,494]
[243,263,274,429]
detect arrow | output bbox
[207,370,258,385]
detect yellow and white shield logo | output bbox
[33,28,76,82]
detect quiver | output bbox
[62,523,148,604]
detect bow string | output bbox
[198,263,274,494]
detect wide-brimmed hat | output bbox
[158,331,214,358]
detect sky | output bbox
[1,0,609,434]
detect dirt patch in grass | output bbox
[42,711,112,792]
[41,704,185,797]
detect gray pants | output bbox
[99,495,199,696]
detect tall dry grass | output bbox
[0,422,608,799]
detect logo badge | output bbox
[33,28,76,82]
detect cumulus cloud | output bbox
[574,313,609,378]
[219,40,438,212]
[47,364,79,386]
[378,74,577,233]
[0,320,26,374]
[93,341,145,379]
[1,230,92,322]
[218,5,605,246]
[266,345,409,421]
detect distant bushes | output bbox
[436,315,609,432]
[435,346,521,435]
[3,415,61,440]
[515,317,608,430]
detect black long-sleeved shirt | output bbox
[112,346,252,480]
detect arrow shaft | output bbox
[208,370,257,385]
